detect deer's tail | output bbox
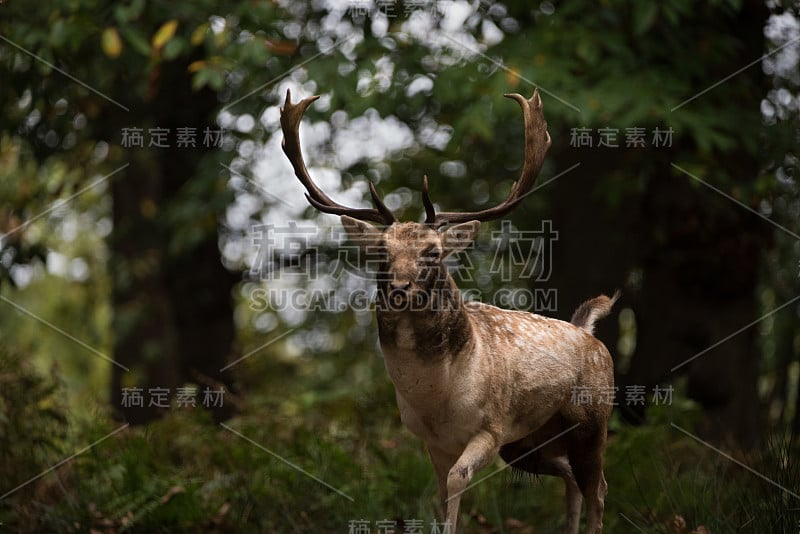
[570,290,621,335]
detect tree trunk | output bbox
[543,0,769,448]
[109,57,237,424]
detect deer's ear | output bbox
[341,215,383,251]
[442,220,480,257]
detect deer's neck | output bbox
[375,276,474,361]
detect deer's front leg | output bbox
[427,445,457,518]
[445,432,499,532]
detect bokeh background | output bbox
[1,0,799,532]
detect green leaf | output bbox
[192,69,210,91]
[162,37,185,61]
[206,68,226,91]
[633,3,658,35]
[113,0,145,23]
[121,27,151,56]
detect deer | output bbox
[280,88,617,533]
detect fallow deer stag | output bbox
[280,88,617,533]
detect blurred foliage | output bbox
[0,343,68,510]
[0,0,294,287]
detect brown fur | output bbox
[570,291,621,335]
[282,89,611,534]
[341,217,617,534]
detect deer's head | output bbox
[280,89,551,307]
[337,218,479,307]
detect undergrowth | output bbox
[2,345,799,533]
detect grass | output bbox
[2,343,799,533]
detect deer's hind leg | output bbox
[537,454,582,534]
[568,427,608,534]
[500,425,582,534]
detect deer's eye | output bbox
[425,248,441,260]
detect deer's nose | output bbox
[389,280,411,292]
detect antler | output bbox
[280,89,396,225]
[423,89,551,229]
